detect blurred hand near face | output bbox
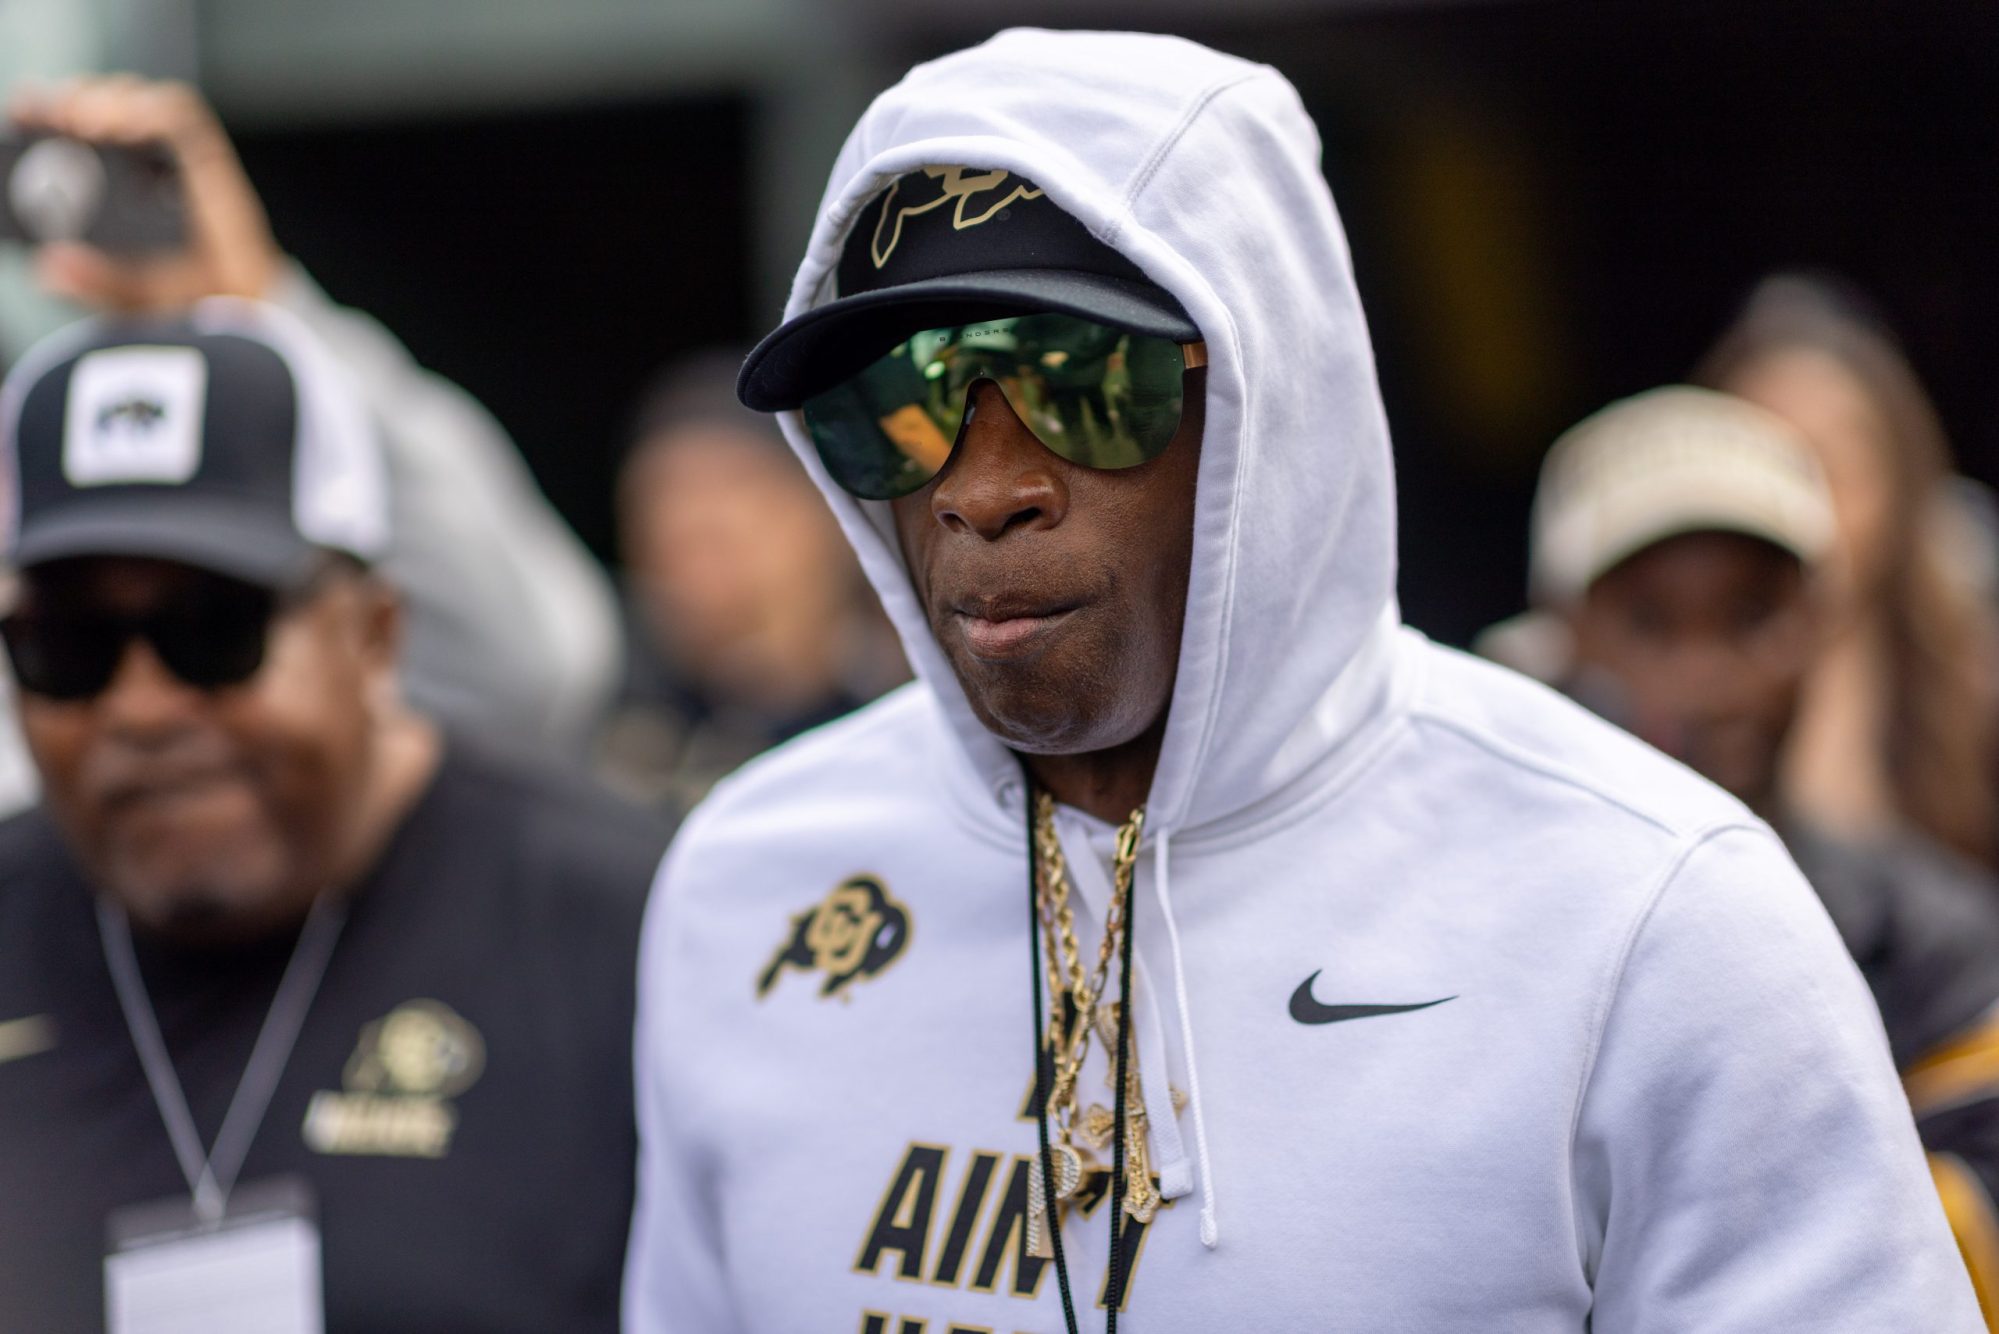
[8,75,280,311]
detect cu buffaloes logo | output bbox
[758,875,911,1000]
[869,166,1045,270]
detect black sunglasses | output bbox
[1,562,337,701]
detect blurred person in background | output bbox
[1697,273,1999,869]
[0,76,622,804]
[596,352,904,821]
[0,302,666,1332]
[1531,385,1999,1323]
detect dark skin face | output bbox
[1567,530,1822,815]
[14,556,439,946]
[889,369,1205,823]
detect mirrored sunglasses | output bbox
[801,312,1207,500]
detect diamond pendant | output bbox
[1025,1142,1085,1260]
[1049,1141,1083,1198]
[1026,1175,1053,1259]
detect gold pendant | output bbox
[1123,1114,1161,1223]
[1080,1103,1115,1150]
[1095,1000,1120,1046]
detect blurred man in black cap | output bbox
[1,75,624,792]
[0,298,666,1332]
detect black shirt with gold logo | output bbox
[0,741,668,1333]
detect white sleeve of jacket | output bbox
[1576,823,1982,1330]
[624,843,743,1334]
[266,264,621,750]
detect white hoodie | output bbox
[625,29,1979,1332]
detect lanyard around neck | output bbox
[97,894,347,1226]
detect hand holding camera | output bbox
[4,76,280,312]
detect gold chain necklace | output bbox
[1026,791,1160,1261]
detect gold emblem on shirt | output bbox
[758,875,911,1000]
[302,1000,485,1158]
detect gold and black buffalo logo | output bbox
[758,875,911,1000]
[869,166,1045,270]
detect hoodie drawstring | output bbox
[1151,830,1219,1248]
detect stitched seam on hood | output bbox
[1103,73,1265,833]
[1164,709,1411,857]
[1105,69,1266,246]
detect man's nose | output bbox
[926,380,1069,541]
[1654,638,1755,720]
[95,638,207,737]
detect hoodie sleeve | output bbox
[1574,823,1982,1331]
[265,262,623,752]
[622,848,745,1334]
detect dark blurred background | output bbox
[6,0,1994,647]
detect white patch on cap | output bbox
[62,346,207,487]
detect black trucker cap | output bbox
[737,166,1200,411]
[0,298,389,587]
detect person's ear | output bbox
[346,573,405,708]
[1797,566,1834,659]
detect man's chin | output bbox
[103,852,296,945]
[141,890,237,940]
[957,680,1149,758]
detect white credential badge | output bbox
[63,345,207,487]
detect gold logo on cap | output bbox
[870,167,1046,270]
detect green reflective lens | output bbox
[802,314,1196,500]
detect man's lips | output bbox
[96,764,247,815]
[951,598,1079,661]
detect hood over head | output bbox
[765,28,1398,836]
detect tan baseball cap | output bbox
[1530,385,1834,604]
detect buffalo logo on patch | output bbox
[95,396,168,436]
[758,875,910,999]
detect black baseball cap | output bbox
[737,166,1200,412]
[0,298,389,588]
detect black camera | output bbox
[0,133,186,253]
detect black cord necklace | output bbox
[1025,774,1141,1334]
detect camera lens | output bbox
[8,138,105,243]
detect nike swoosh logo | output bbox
[1289,971,1455,1026]
[0,1015,56,1066]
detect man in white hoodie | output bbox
[625,29,1981,1332]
